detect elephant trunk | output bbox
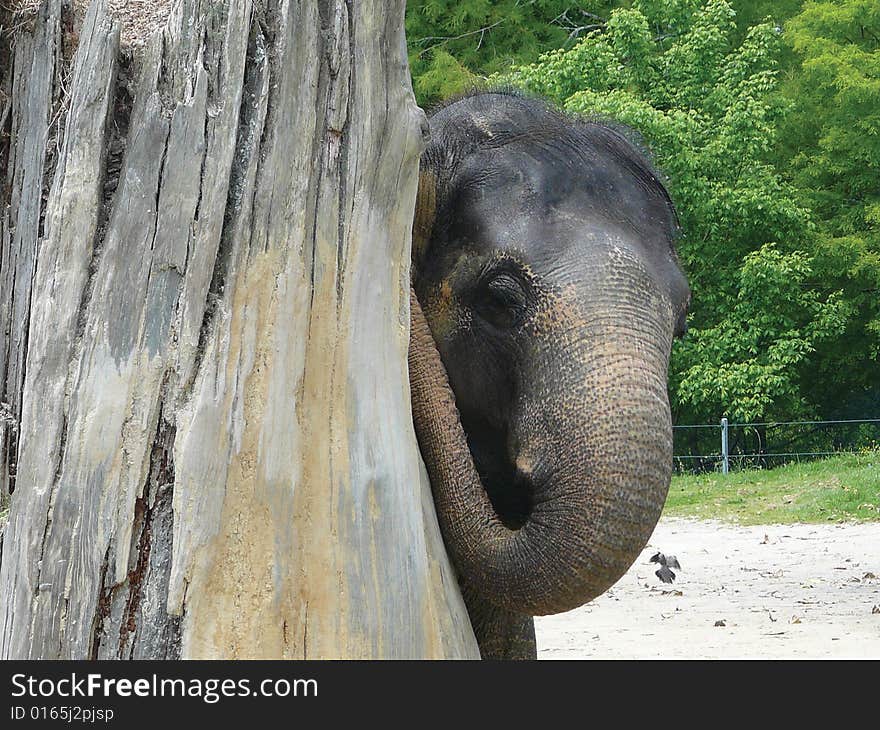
[409,284,673,617]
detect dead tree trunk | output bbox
[0,0,479,659]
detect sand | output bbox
[536,518,880,659]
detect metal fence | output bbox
[672,417,880,474]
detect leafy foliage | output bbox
[675,245,847,421]
[406,1,617,106]
[778,0,880,413]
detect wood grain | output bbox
[0,0,478,660]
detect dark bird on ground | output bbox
[650,551,681,584]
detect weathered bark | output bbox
[0,0,479,659]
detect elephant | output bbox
[407,91,690,659]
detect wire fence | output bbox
[672,417,880,474]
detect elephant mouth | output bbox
[484,465,533,530]
[464,418,534,530]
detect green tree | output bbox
[497,0,847,423]
[779,0,880,415]
[404,2,807,106]
[406,1,617,106]
[675,245,847,422]
[730,0,803,38]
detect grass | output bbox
[665,450,880,525]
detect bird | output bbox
[650,551,681,584]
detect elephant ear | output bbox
[412,168,438,275]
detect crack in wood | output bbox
[88,545,112,660]
[191,104,211,225]
[183,14,269,403]
[91,409,179,660]
[333,0,352,310]
[147,125,172,255]
[70,49,130,357]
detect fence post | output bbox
[721,417,729,474]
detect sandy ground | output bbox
[536,518,880,659]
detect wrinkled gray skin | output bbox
[408,92,690,659]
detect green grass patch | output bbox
[665,451,880,525]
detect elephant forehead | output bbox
[449,150,579,245]
[452,140,671,228]
[448,177,670,279]
[529,244,672,322]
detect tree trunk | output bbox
[0,0,479,660]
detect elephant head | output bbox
[408,92,690,629]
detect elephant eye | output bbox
[474,271,528,329]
